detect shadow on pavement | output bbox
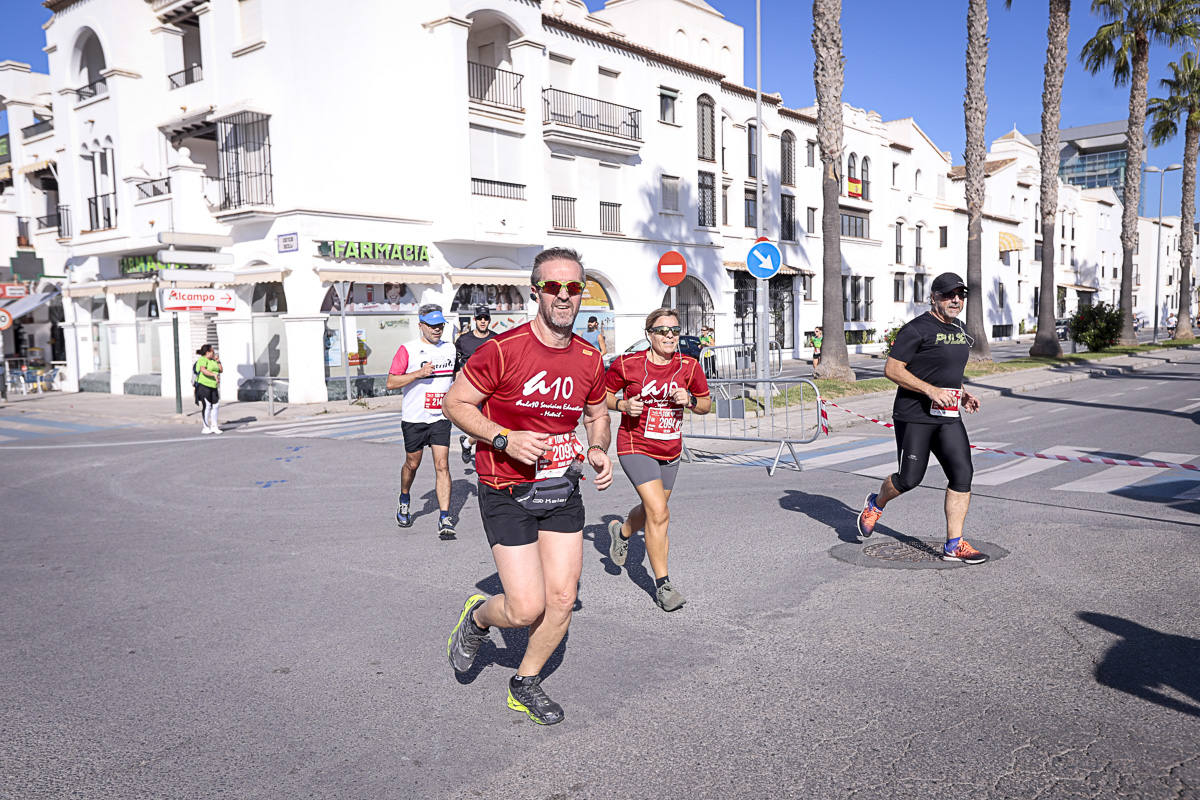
[585,515,655,600]
[417,479,477,521]
[778,489,947,556]
[1078,611,1200,718]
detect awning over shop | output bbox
[17,158,55,176]
[106,279,158,295]
[62,281,106,298]
[0,164,11,181]
[1,290,59,319]
[723,260,811,276]
[316,266,442,285]
[225,266,292,285]
[447,268,531,287]
[998,231,1024,252]
[1058,283,1097,293]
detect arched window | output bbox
[914,224,924,266]
[74,28,108,96]
[697,94,715,161]
[674,29,688,57]
[781,131,795,186]
[914,169,922,193]
[860,157,871,200]
[895,221,904,264]
[847,153,857,180]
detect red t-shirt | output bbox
[605,351,709,459]
[461,323,607,489]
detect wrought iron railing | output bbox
[551,195,576,230]
[168,64,203,89]
[87,192,116,230]
[781,213,796,242]
[35,212,59,230]
[136,177,171,199]
[57,205,71,238]
[471,178,525,200]
[542,88,641,141]
[215,111,273,210]
[21,119,53,139]
[75,77,108,101]
[467,62,523,111]
[600,201,621,234]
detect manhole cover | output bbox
[829,538,1009,570]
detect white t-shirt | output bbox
[388,338,456,423]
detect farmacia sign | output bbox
[317,241,429,262]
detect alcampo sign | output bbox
[317,240,429,262]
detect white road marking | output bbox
[0,435,220,450]
[1010,415,1032,423]
[1172,399,1200,414]
[1131,386,1149,392]
[971,444,1091,486]
[853,440,1009,480]
[1048,407,1067,413]
[250,411,403,434]
[1054,451,1197,494]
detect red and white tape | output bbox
[820,399,1199,472]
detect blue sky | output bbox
[2,0,1195,217]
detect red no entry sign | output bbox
[657,250,687,287]
[0,308,12,331]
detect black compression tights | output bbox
[890,418,973,494]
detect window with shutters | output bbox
[698,171,716,227]
[807,140,816,168]
[697,94,715,161]
[744,188,757,228]
[781,194,795,241]
[661,174,680,212]
[781,131,795,186]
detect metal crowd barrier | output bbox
[682,377,824,475]
[699,342,784,381]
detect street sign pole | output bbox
[334,281,351,403]
[754,0,768,399]
[171,277,182,414]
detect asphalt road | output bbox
[2,362,1198,799]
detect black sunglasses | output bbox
[937,290,969,300]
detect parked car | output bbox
[1055,317,1071,340]
[602,335,701,369]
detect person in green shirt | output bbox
[699,326,717,378]
[809,326,823,371]
[194,344,223,435]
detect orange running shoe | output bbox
[857,493,883,538]
[942,537,989,564]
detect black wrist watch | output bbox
[491,428,510,451]
[688,393,698,409]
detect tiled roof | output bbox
[948,157,1017,180]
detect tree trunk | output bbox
[812,0,854,381]
[963,0,992,361]
[1177,115,1197,340]
[1117,32,1150,346]
[1030,0,1069,358]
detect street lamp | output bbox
[1143,163,1182,343]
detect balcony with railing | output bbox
[136,177,171,200]
[468,62,523,112]
[75,77,108,102]
[168,64,203,90]
[86,193,116,231]
[21,119,53,140]
[35,211,60,230]
[552,196,576,231]
[600,201,621,234]
[57,205,71,238]
[472,178,524,200]
[542,88,642,154]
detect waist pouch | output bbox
[514,475,579,510]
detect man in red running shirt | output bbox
[442,247,612,726]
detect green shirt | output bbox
[195,356,220,389]
[811,335,823,349]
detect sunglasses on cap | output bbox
[648,325,682,336]
[534,279,586,297]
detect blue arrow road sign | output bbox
[746,240,782,280]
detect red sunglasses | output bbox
[534,280,586,297]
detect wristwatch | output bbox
[491,428,511,451]
[688,393,698,409]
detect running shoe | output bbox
[438,515,457,540]
[608,519,628,566]
[396,500,412,528]
[507,675,565,725]
[210,426,223,435]
[200,427,213,435]
[459,435,473,465]
[942,538,989,565]
[447,593,489,673]
[655,580,687,612]
[857,493,883,538]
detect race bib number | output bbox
[644,405,683,440]
[535,432,584,480]
[424,392,445,410]
[930,387,962,418]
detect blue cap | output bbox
[419,309,447,325]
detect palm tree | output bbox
[1012,0,1071,358]
[812,0,854,380]
[1080,0,1200,345]
[964,0,993,361]
[1148,49,1200,341]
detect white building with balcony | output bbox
[2,0,1136,403]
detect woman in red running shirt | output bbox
[604,308,711,611]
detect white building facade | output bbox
[0,0,1151,403]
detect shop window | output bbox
[251,281,287,313]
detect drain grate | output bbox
[862,538,944,562]
[829,538,1008,570]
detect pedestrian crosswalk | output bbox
[0,412,131,441]
[691,434,1200,503]
[250,411,408,442]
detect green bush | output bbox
[1068,302,1123,351]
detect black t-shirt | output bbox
[888,312,970,424]
[455,329,496,371]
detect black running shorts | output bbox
[401,419,451,453]
[478,480,585,548]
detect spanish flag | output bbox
[848,178,862,198]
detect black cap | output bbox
[930,272,968,296]
[588,316,598,323]
[473,305,490,318]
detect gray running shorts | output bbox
[618,453,681,492]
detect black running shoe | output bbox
[459,435,473,465]
[396,499,412,528]
[507,675,565,725]
[438,515,457,540]
[447,594,489,673]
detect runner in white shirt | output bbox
[387,304,458,538]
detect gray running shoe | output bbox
[447,594,489,673]
[608,520,628,566]
[507,676,565,725]
[655,580,687,612]
[438,515,457,540]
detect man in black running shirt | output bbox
[455,306,497,463]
